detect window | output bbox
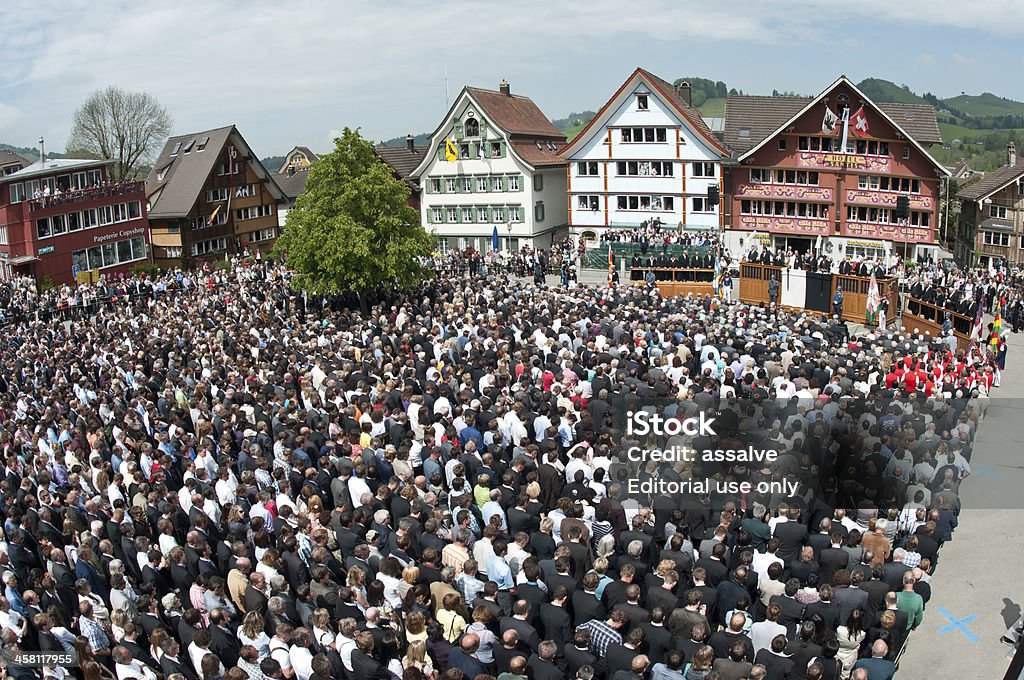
[82,209,97,228]
[113,203,127,222]
[739,128,751,139]
[0,225,7,246]
[615,195,676,211]
[692,197,710,212]
[902,146,911,160]
[235,204,273,221]
[464,118,479,137]
[577,162,599,176]
[691,162,715,178]
[36,217,50,239]
[989,205,1008,219]
[620,127,667,143]
[430,179,441,193]
[164,246,183,259]
[461,177,473,193]
[216,163,239,176]
[73,236,147,270]
[251,227,277,242]
[534,202,545,222]
[534,174,543,191]
[493,176,504,192]
[171,142,182,156]
[431,208,444,223]
[196,136,209,152]
[446,207,457,223]
[445,178,457,193]
[459,144,470,160]
[910,211,931,227]
[616,161,673,177]
[984,231,1010,247]
[508,175,520,191]
[235,183,257,198]
[778,139,787,151]
[578,195,599,211]
[476,177,488,192]
[509,206,522,222]
[461,207,474,223]
[477,207,489,222]
[190,237,228,257]
[206,188,228,202]
[9,184,24,203]
[98,205,113,225]
[637,94,649,110]
[128,201,142,220]
[67,212,81,232]
[490,142,503,158]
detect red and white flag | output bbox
[850,106,870,138]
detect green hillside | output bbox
[943,92,1024,118]
[699,98,726,117]
[856,78,930,105]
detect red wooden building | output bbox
[722,76,949,264]
[0,159,150,285]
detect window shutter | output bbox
[479,121,488,139]
[470,143,479,158]
[426,209,433,224]
[517,174,523,191]
[454,123,464,141]
[437,146,445,161]
[499,142,506,158]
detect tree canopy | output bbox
[66,86,172,180]
[273,128,433,301]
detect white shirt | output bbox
[289,644,314,680]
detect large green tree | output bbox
[273,128,433,309]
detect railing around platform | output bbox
[903,297,973,349]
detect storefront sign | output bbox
[845,189,933,209]
[735,183,833,201]
[798,152,891,173]
[844,222,932,242]
[37,246,54,255]
[93,226,145,244]
[737,215,831,235]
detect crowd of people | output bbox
[0,254,1008,680]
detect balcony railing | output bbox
[28,181,145,213]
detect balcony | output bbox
[28,181,145,215]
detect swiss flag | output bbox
[850,106,870,138]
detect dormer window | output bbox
[464,118,479,137]
[637,95,649,111]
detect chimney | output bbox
[677,81,692,106]
[1009,141,1017,168]
[499,79,510,96]
[406,134,415,152]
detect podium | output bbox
[630,267,716,298]
[903,298,973,351]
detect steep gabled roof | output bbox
[146,125,285,219]
[728,76,948,176]
[0,158,112,185]
[464,87,564,139]
[723,95,811,154]
[959,163,1024,201]
[412,85,566,177]
[0,150,28,167]
[277,146,320,173]
[510,139,567,167]
[373,144,427,180]
[272,170,311,201]
[560,67,730,159]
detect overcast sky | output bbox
[3,0,1024,159]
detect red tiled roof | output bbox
[510,139,568,168]
[466,87,565,139]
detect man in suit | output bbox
[772,508,808,564]
[539,586,572,650]
[350,632,392,680]
[501,600,541,652]
[638,607,675,665]
[448,633,490,679]
[572,573,607,628]
[47,548,79,615]
[852,640,897,680]
[159,638,199,680]
[243,572,269,617]
[528,640,566,680]
[564,629,601,678]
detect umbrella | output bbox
[492,225,499,252]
